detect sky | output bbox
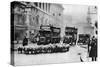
[62,4,94,35]
[63,4,88,24]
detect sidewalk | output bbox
[14,45,90,66]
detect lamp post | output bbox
[24,6,31,44]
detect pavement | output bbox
[13,44,91,66]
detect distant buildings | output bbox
[11,1,64,42]
[87,6,98,38]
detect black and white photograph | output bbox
[11,1,98,66]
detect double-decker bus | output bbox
[37,25,61,45]
[37,25,51,45]
[63,27,77,45]
[50,26,61,44]
[78,34,90,45]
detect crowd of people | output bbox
[21,35,98,61]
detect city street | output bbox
[14,44,90,66]
[11,1,97,66]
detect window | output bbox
[46,3,48,11]
[59,13,61,16]
[43,3,44,10]
[96,30,97,34]
[39,3,41,8]
[95,6,97,9]
[48,3,50,12]
[34,2,38,7]
[95,21,97,28]
[53,13,55,16]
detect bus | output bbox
[78,34,90,45]
[50,26,61,44]
[37,25,51,45]
[63,27,77,46]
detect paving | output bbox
[14,44,91,66]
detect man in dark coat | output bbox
[23,36,28,46]
[89,36,97,61]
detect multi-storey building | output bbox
[11,1,64,43]
[87,6,98,38]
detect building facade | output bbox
[11,1,64,43]
[87,6,98,38]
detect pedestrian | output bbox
[23,36,28,46]
[88,38,91,55]
[89,36,97,61]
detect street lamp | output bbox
[24,5,31,44]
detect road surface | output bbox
[13,44,91,66]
